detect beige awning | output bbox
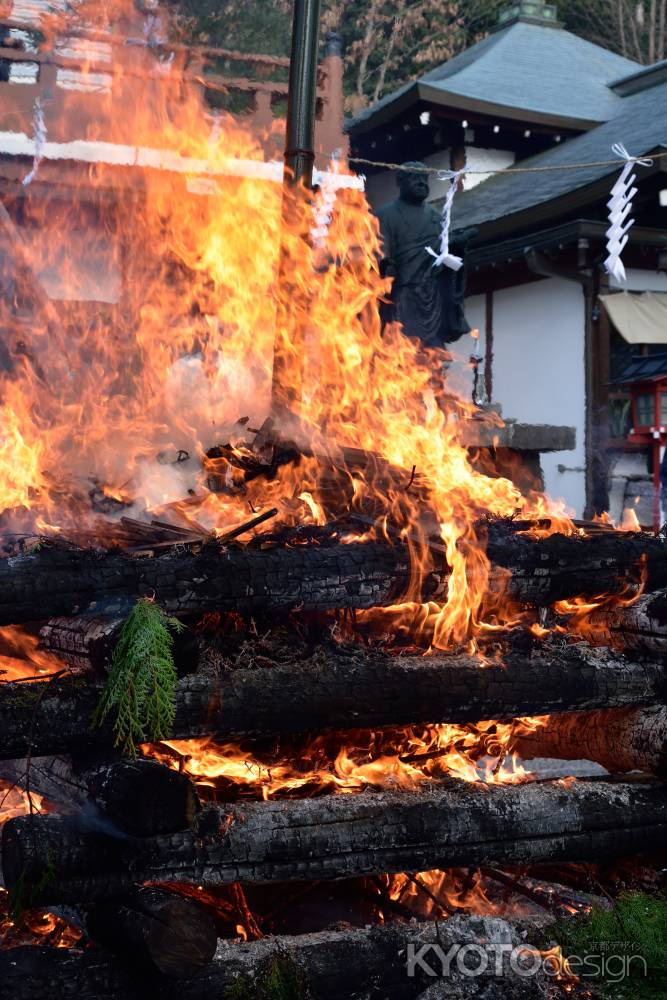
[601,291,667,345]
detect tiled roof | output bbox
[451,78,667,232]
[612,352,667,384]
[348,19,638,133]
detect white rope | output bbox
[425,169,465,272]
[22,96,46,188]
[310,154,340,249]
[604,144,653,284]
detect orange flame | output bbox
[0,886,82,950]
[147,716,546,799]
[0,626,67,682]
[0,0,576,650]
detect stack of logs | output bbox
[1,523,667,997]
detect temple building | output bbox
[349,1,667,521]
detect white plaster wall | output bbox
[611,268,667,292]
[364,146,516,212]
[23,221,121,303]
[462,147,515,190]
[477,277,587,516]
[364,148,452,211]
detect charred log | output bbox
[38,615,200,675]
[0,541,420,624]
[39,617,125,673]
[483,525,667,602]
[85,887,217,979]
[4,778,666,903]
[515,707,667,777]
[0,528,665,626]
[0,641,662,760]
[0,758,200,836]
[0,915,545,1000]
[577,589,667,655]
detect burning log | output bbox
[0,641,662,759]
[514,706,667,777]
[0,758,200,836]
[85,887,217,979]
[484,525,667,604]
[575,589,667,655]
[0,527,665,626]
[3,778,666,903]
[0,915,547,1000]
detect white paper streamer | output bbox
[605,143,652,284]
[426,169,465,272]
[310,155,340,248]
[22,97,46,188]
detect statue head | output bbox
[397,162,430,205]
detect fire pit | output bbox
[0,1,666,998]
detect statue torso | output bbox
[377,198,443,287]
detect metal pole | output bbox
[284,0,322,190]
[271,0,322,417]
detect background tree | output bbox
[321,0,467,114]
[565,0,667,64]
[461,0,667,64]
[171,0,292,56]
[171,0,667,113]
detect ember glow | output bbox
[386,869,585,922]
[0,0,576,651]
[0,783,81,950]
[0,887,82,950]
[0,781,43,825]
[148,716,546,799]
[0,625,67,681]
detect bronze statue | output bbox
[377,162,473,348]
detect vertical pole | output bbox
[271,0,323,417]
[283,0,322,189]
[654,390,661,532]
[318,32,349,167]
[484,290,494,402]
[653,441,661,532]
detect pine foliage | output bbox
[92,599,184,757]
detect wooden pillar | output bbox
[485,290,494,401]
[590,269,612,516]
[316,32,349,168]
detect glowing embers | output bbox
[0,780,80,950]
[0,625,67,682]
[157,866,598,942]
[0,780,43,825]
[0,888,82,950]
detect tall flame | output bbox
[0,0,572,649]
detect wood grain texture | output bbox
[516,706,667,776]
[0,528,665,625]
